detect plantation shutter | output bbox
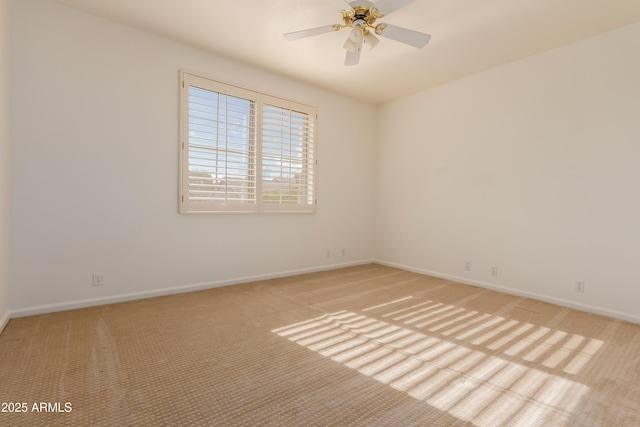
[260,96,316,212]
[180,73,316,213]
[181,74,257,213]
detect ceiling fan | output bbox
[284,0,431,66]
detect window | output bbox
[180,72,316,213]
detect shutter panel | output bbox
[260,97,316,212]
[182,74,257,212]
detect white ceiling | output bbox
[52,0,640,104]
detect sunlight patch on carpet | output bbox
[273,305,602,426]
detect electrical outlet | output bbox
[575,281,585,292]
[464,262,472,272]
[326,251,331,259]
[491,266,498,276]
[92,273,104,287]
[341,248,346,257]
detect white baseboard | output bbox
[10,259,375,319]
[375,259,640,325]
[0,309,9,335]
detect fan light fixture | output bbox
[284,0,431,66]
[349,26,363,43]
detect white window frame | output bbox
[179,72,317,214]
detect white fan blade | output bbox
[284,25,338,41]
[348,0,374,7]
[344,37,363,66]
[326,0,352,9]
[374,0,416,16]
[378,23,430,48]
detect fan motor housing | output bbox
[341,6,383,29]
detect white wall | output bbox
[9,0,376,314]
[0,0,10,330]
[376,22,640,323]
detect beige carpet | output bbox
[1,264,639,426]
